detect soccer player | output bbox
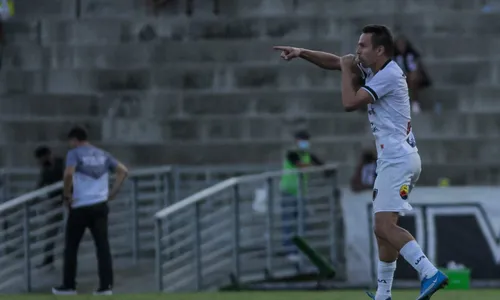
[273,25,448,300]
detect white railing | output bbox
[154,163,345,292]
[0,164,282,293]
[0,164,279,205]
[0,168,40,202]
[0,165,173,293]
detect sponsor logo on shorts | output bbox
[399,184,409,200]
[372,189,378,201]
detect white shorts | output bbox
[372,152,421,214]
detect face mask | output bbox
[297,140,310,150]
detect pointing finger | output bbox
[273,46,288,51]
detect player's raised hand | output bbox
[273,46,302,61]
[340,54,356,70]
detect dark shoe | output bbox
[93,286,112,295]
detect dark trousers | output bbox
[281,192,298,251]
[41,210,64,264]
[42,196,64,265]
[62,202,113,289]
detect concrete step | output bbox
[0,89,346,117]
[39,16,344,45]
[0,62,495,93]
[0,87,469,117]
[0,115,369,143]
[415,36,500,60]
[6,0,77,20]
[0,64,340,93]
[9,0,489,21]
[1,136,499,167]
[6,86,500,117]
[290,0,484,15]
[459,86,500,112]
[6,37,500,70]
[1,86,498,116]
[4,110,500,143]
[411,112,500,138]
[0,89,456,119]
[2,20,40,45]
[22,12,500,45]
[1,40,341,70]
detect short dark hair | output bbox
[67,126,88,141]
[294,130,310,140]
[34,146,51,159]
[362,24,395,56]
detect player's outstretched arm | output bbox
[340,55,374,112]
[273,46,341,70]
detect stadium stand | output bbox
[0,0,499,185]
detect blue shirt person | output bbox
[53,126,128,296]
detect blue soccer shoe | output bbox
[416,270,448,300]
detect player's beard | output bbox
[357,56,369,68]
[354,54,361,64]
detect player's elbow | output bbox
[117,163,129,176]
[344,105,357,112]
[341,96,359,112]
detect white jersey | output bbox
[358,60,418,159]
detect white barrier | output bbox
[342,187,500,285]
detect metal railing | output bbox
[0,165,173,293]
[0,168,40,202]
[0,164,280,293]
[0,164,279,205]
[170,164,279,201]
[154,163,345,292]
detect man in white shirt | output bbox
[274,24,447,300]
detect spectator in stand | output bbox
[394,35,432,114]
[350,148,377,193]
[34,146,65,268]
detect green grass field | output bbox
[2,291,499,300]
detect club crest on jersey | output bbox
[372,189,378,201]
[399,184,409,200]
